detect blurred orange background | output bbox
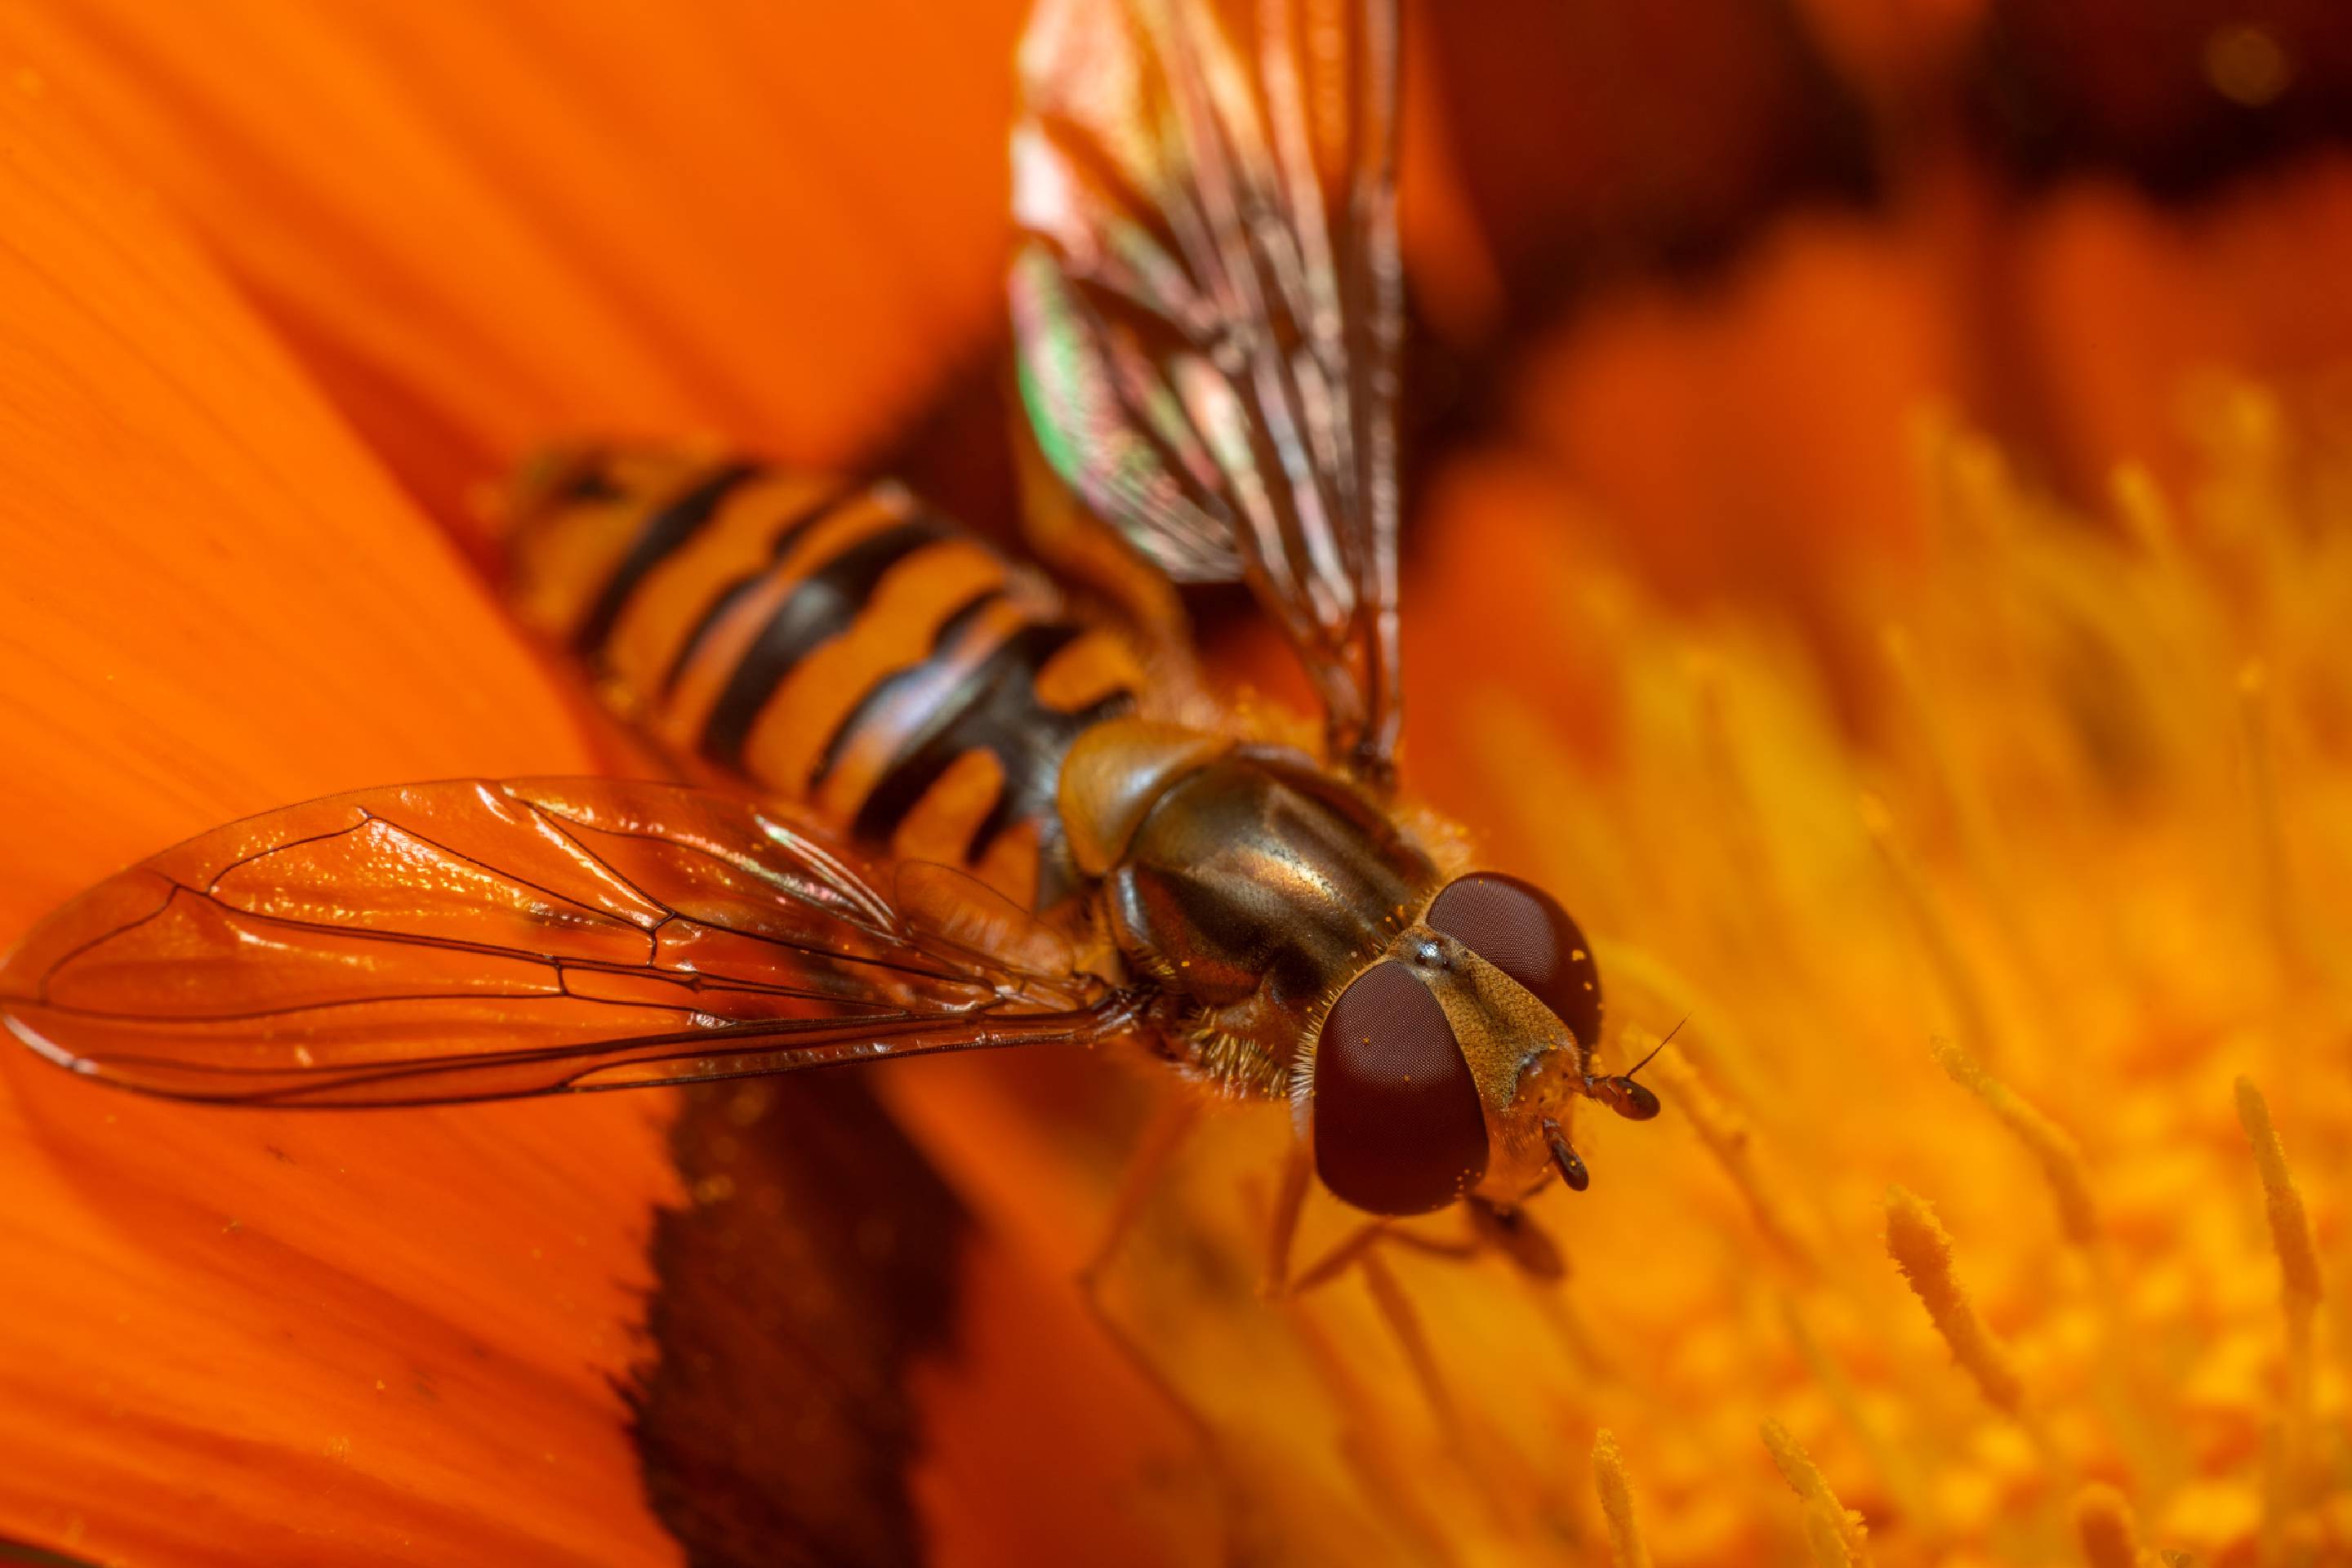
[0,2,2347,1565]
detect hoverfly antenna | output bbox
[1542,1117,1589,1192]
[1621,1013,1689,1082]
[1588,1013,1682,1122]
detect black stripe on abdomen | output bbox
[849,623,1133,860]
[805,588,1005,791]
[699,519,952,770]
[573,461,760,657]
[657,481,850,697]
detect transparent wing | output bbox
[1011,0,1405,786]
[0,779,1132,1107]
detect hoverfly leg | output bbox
[1351,1228,1584,1534]
[1257,1139,1314,1299]
[1077,1090,1204,1288]
[1357,1247,1464,1441]
[1287,1223,1472,1440]
[1290,1215,1489,1298]
[1290,1218,1394,1295]
[1289,1220,1486,1437]
[1460,1199,1609,1375]
[1463,1198,1566,1283]
[1071,1276,1254,1565]
[1071,1089,1251,1561]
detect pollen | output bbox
[1650,1049,1820,1274]
[2073,1482,2153,1568]
[1591,1429,1652,1568]
[1930,1036,2097,1249]
[2234,1076,2323,1314]
[2233,1072,2325,1550]
[1884,1185,2026,1419]
[1761,1419,1871,1566]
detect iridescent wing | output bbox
[1010,0,1405,786]
[0,779,1133,1107]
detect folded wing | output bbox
[0,779,1125,1106]
[1011,0,1406,785]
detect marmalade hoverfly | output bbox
[0,0,1659,1276]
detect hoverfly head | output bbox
[1421,871,1663,1196]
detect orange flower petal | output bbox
[7,0,1031,526]
[1501,158,2352,627]
[0,73,679,1565]
[2015,155,2352,492]
[1510,209,1955,604]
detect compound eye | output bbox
[1312,960,1490,1216]
[1425,872,1602,1051]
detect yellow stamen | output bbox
[1929,1036,2097,1248]
[1880,628,2045,1015]
[1916,411,2016,550]
[1685,646,1784,915]
[1591,1429,1651,1568]
[1931,1036,2174,1483]
[2233,1077,2321,1424]
[2233,1076,2323,1306]
[1650,1052,1818,1273]
[1883,1186,2026,1417]
[1761,1419,1871,1566]
[2235,663,2308,987]
[2109,461,2176,561]
[1801,1503,1859,1568]
[1592,940,1776,1114]
[1859,792,2002,1066]
[2073,1482,2151,1568]
[1780,1297,1932,1530]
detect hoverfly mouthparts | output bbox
[1541,1119,1590,1192]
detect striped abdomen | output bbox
[502,444,1142,907]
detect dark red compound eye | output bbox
[1425,872,1602,1051]
[1312,960,1490,1216]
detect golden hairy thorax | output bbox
[1058,716,1443,1100]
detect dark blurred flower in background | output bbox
[0,1,2344,1564]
